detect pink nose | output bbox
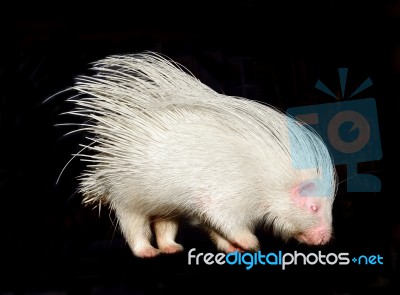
[297,228,331,245]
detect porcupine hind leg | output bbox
[153,218,184,254]
[114,207,160,258]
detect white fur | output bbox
[61,52,338,257]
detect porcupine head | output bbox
[63,53,338,258]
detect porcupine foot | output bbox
[209,230,243,253]
[153,218,184,254]
[115,208,160,258]
[210,229,260,253]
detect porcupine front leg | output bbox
[153,218,184,254]
[114,207,160,258]
[209,227,260,253]
[205,212,260,253]
[209,230,243,253]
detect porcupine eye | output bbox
[292,181,319,213]
[300,183,319,213]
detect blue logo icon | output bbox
[287,68,382,192]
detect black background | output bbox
[1,1,399,294]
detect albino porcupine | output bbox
[59,52,337,258]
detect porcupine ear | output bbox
[290,181,318,210]
[285,108,337,200]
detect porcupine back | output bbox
[65,52,336,219]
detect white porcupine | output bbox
[61,52,337,258]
